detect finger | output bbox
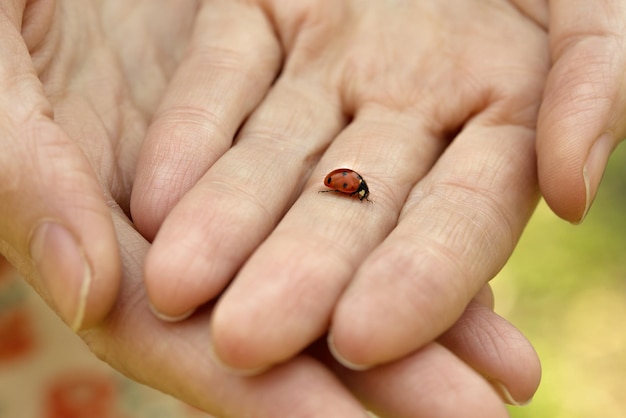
[131,0,282,240]
[0,254,14,280]
[316,288,538,415]
[144,78,345,318]
[0,11,120,331]
[438,298,541,406]
[210,104,444,371]
[509,0,549,28]
[473,283,495,308]
[333,342,509,418]
[330,118,540,368]
[85,213,369,418]
[537,0,626,223]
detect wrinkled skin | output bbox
[1,0,625,416]
[132,0,626,373]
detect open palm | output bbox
[9,0,625,415]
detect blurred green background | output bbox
[494,143,626,418]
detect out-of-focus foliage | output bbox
[496,143,626,418]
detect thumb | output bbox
[537,0,626,223]
[1,115,122,332]
[0,13,120,331]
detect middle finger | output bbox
[211,102,444,371]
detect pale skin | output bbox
[0,0,541,416]
[1,0,624,415]
[133,0,626,371]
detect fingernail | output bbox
[207,341,269,377]
[149,302,195,322]
[29,222,92,332]
[490,380,532,407]
[579,133,614,224]
[327,333,372,371]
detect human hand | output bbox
[1,0,540,415]
[88,224,541,416]
[531,0,626,223]
[131,0,548,373]
[86,247,541,417]
[0,0,123,331]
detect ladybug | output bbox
[320,168,370,201]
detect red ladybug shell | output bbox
[321,168,370,201]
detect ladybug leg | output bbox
[318,190,344,196]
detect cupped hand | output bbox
[131,0,548,372]
[87,234,540,417]
[0,0,123,331]
[1,0,540,415]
